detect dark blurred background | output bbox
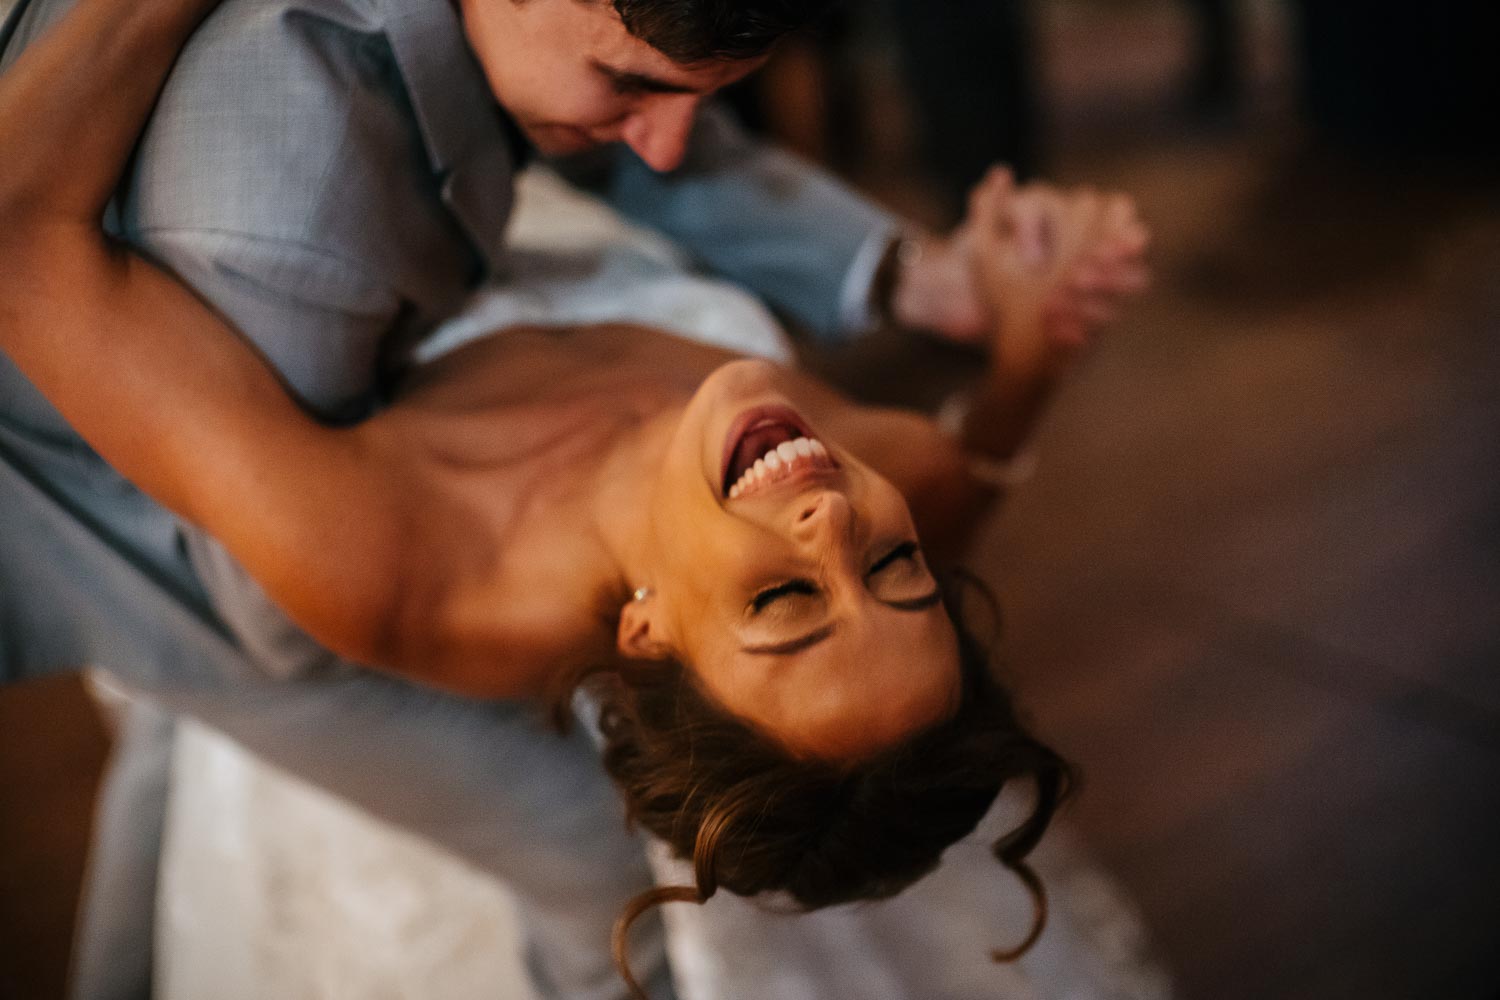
[3,1,1498,998]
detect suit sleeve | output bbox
[134,228,404,422]
[575,105,901,345]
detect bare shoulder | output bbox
[349,411,617,699]
[379,537,613,700]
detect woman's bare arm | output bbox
[801,175,1150,560]
[958,170,1150,460]
[0,0,222,224]
[0,0,409,666]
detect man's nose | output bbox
[620,95,699,172]
[791,491,853,547]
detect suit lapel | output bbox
[379,0,518,278]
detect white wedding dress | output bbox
[156,169,1172,1000]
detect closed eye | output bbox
[751,578,817,613]
[750,542,921,613]
[869,541,920,574]
[870,541,941,610]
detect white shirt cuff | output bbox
[835,222,903,338]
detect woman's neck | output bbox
[387,323,728,687]
[585,403,687,605]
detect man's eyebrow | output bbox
[742,623,836,656]
[590,59,701,95]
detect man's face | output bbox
[457,0,766,172]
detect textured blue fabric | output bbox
[0,2,895,996]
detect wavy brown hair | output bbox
[573,572,1073,998]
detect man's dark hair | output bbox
[606,0,838,63]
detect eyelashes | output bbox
[750,542,921,613]
[751,578,817,613]
[869,540,919,575]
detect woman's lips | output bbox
[720,404,818,496]
[727,435,836,500]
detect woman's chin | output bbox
[688,359,795,478]
[702,357,786,401]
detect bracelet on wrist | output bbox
[935,390,1039,488]
[871,230,927,329]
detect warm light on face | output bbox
[632,360,965,760]
[456,0,764,170]
[708,546,962,761]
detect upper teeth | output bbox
[728,437,830,499]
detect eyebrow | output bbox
[590,60,701,96]
[739,589,943,655]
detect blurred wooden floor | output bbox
[819,122,1500,998]
[2,2,1497,999]
[988,138,1500,1000]
[0,675,110,1000]
[993,9,1500,996]
[815,3,1500,994]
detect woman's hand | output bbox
[930,169,1149,465]
[967,167,1151,385]
[890,167,1150,378]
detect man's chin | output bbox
[523,123,607,158]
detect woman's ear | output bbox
[617,593,673,661]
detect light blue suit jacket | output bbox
[5,0,894,417]
[0,0,897,678]
[0,11,908,994]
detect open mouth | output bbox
[720,405,838,500]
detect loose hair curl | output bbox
[579,572,1073,998]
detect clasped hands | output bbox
[892,166,1151,386]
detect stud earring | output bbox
[632,587,653,603]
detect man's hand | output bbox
[967,166,1151,382]
[890,166,1150,361]
[912,167,1151,465]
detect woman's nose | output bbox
[620,95,699,172]
[792,491,853,546]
